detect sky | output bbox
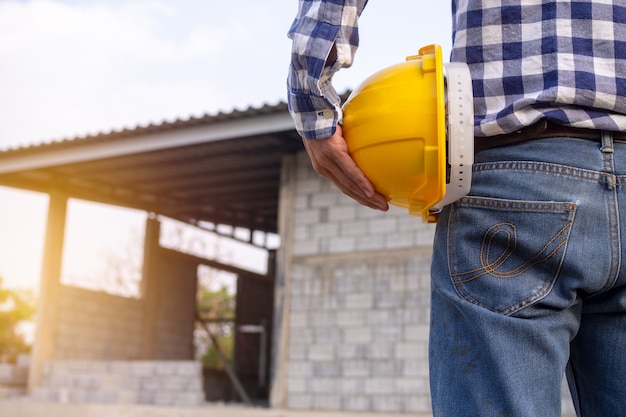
[0,0,452,292]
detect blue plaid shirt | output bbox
[288,0,626,139]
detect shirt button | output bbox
[321,109,334,119]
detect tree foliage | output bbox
[197,284,235,369]
[0,276,36,363]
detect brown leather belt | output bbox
[475,119,626,153]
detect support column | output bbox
[269,154,297,408]
[139,215,160,359]
[28,191,68,392]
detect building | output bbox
[0,102,576,415]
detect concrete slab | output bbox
[0,400,432,417]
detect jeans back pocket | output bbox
[448,196,577,315]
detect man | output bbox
[287,1,626,416]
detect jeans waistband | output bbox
[474,119,626,153]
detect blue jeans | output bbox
[430,134,626,417]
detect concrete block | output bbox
[328,236,356,253]
[288,343,308,360]
[309,377,338,394]
[343,293,373,310]
[16,354,30,367]
[175,362,200,376]
[312,222,339,239]
[289,327,313,344]
[310,192,339,208]
[313,362,341,377]
[343,395,371,411]
[121,376,142,390]
[374,292,405,309]
[343,327,372,344]
[0,386,26,399]
[289,312,309,329]
[154,362,177,376]
[116,390,139,404]
[137,390,156,404]
[364,378,395,395]
[174,391,203,406]
[309,311,335,328]
[372,395,404,412]
[0,364,12,381]
[405,324,430,342]
[293,240,319,256]
[287,361,313,378]
[31,387,59,402]
[405,395,433,413]
[286,377,308,393]
[328,205,357,221]
[294,195,309,210]
[131,362,155,376]
[338,378,363,395]
[308,344,335,362]
[297,178,323,194]
[312,393,341,410]
[370,360,402,377]
[140,377,161,391]
[384,232,414,249]
[295,209,321,225]
[373,325,403,342]
[108,361,132,375]
[312,327,342,344]
[395,342,427,360]
[336,344,367,361]
[294,224,309,241]
[342,360,369,378]
[369,217,397,234]
[339,221,368,237]
[402,360,429,378]
[415,227,436,246]
[154,391,176,406]
[356,204,384,219]
[333,275,372,294]
[162,376,188,391]
[356,236,385,251]
[337,310,366,327]
[394,377,429,395]
[286,393,313,409]
[367,343,393,360]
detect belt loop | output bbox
[601,130,614,153]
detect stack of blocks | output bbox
[32,360,204,406]
[0,354,29,399]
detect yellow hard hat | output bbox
[342,44,474,222]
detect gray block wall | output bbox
[56,286,143,360]
[279,152,577,416]
[280,152,436,413]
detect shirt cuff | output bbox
[288,92,342,140]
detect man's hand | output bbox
[302,125,389,211]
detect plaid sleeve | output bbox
[287,0,368,139]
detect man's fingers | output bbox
[302,130,389,211]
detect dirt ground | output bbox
[0,400,433,417]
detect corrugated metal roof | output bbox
[0,101,304,238]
